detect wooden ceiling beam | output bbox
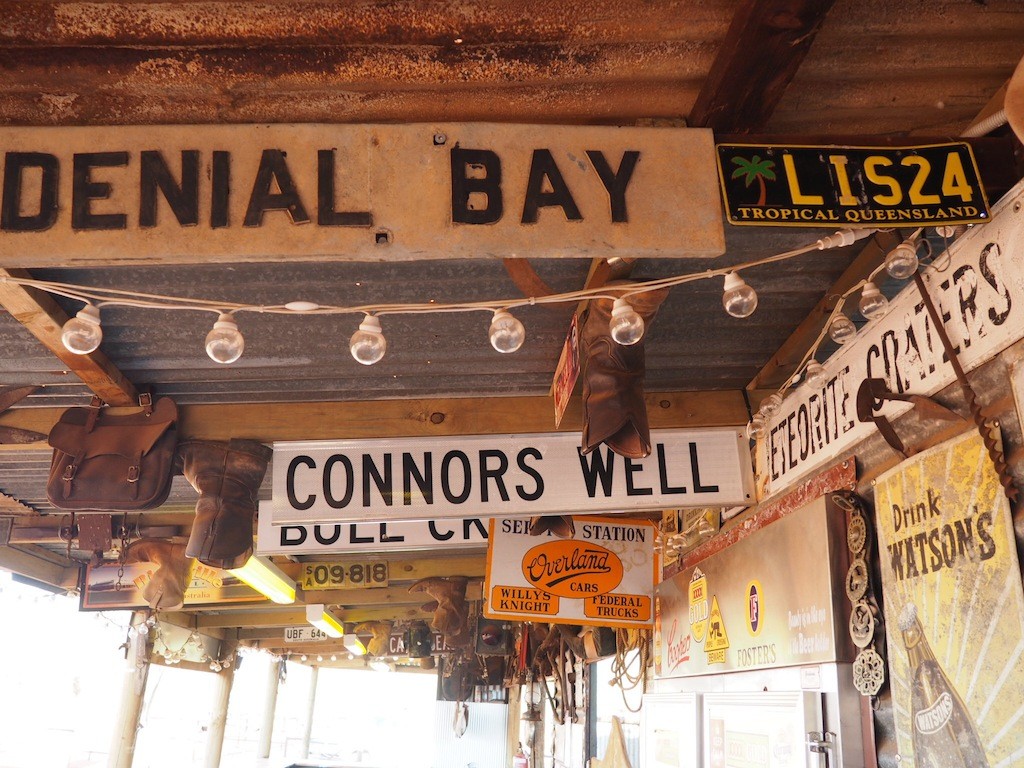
[196,605,433,629]
[0,268,138,405]
[0,389,749,447]
[688,0,838,132]
[0,542,79,589]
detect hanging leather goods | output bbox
[912,271,1020,502]
[855,378,964,459]
[46,394,178,511]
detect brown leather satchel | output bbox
[47,394,178,510]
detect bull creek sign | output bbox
[269,428,753,525]
[0,123,724,265]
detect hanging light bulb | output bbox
[758,393,783,418]
[884,241,919,280]
[828,313,857,344]
[746,415,767,440]
[205,313,245,364]
[350,313,387,365]
[488,309,525,353]
[858,282,889,320]
[61,303,103,354]
[722,273,758,318]
[609,297,645,345]
[804,361,829,390]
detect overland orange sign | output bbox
[484,516,656,629]
[520,540,624,597]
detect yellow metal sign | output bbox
[874,430,1024,766]
[0,123,724,266]
[300,561,389,590]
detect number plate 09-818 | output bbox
[301,562,389,590]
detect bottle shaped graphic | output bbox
[899,603,988,768]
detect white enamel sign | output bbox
[0,123,724,266]
[483,516,657,628]
[756,180,1024,498]
[256,504,490,555]
[269,428,754,525]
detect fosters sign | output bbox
[484,516,657,629]
[270,428,754,525]
[654,496,852,677]
[0,123,724,265]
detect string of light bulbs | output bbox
[745,225,959,439]
[4,227,889,370]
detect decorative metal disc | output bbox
[850,599,876,648]
[847,510,868,554]
[853,648,885,696]
[846,557,869,602]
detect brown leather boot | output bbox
[529,515,575,538]
[409,576,471,647]
[123,539,195,611]
[355,620,394,657]
[581,282,670,459]
[178,439,272,569]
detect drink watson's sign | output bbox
[873,431,1024,766]
[483,516,657,629]
[756,179,1024,498]
[256,504,490,555]
[269,428,754,525]
[0,123,724,266]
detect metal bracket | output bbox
[806,731,836,754]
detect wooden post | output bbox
[257,658,281,759]
[203,657,236,768]
[108,612,150,768]
[300,666,320,759]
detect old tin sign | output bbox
[0,123,724,266]
[654,495,853,678]
[483,516,657,629]
[717,143,988,228]
[756,179,1024,498]
[270,428,754,525]
[873,430,1024,767]
[256,502,490,555]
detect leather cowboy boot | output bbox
[355,620,394,657]
[581,281,670,459]
[529,515,575,538]
[409,576,471,647]
[178,439,273,569]
[123,539,195,611]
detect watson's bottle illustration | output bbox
[899,603,988,768]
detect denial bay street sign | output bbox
[0,123,724,265]
[268,428,754,525]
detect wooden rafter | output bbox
[688,0,838,132]
[0,389,749,446]
[0,268,138,405]
[747,230,901,393]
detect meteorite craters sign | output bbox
[484,517,657,629]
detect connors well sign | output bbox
[269,428,754,525]
[484,517,656,629]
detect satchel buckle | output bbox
[127,465,140,483]
[62,463,77,481]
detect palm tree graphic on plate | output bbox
[730,155,776,206]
